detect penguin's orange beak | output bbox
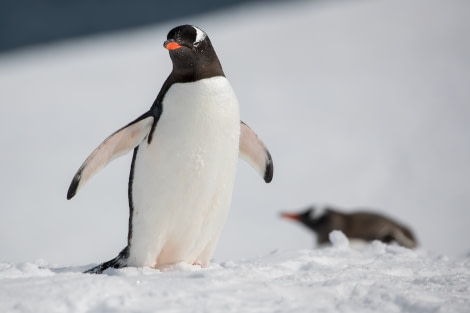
[280,212,301,221]
[164,40,182,50]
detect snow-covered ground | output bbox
[2,232,469,312]
[1,0,469,311]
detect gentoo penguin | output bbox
[281,205,417,249]
[67,25,273,273]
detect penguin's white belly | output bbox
[129,77,240,268]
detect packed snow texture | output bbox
[1,234,469,312]
[0,0,470,311]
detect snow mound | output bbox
[329,230,350,250]
[1,245,468,313]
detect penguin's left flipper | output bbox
[67,114,154,200]
[239,121,273,183]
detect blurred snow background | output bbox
[0,0,469,268]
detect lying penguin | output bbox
[281,205,417,249]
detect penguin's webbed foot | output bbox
[83,246,128,274]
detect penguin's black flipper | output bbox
[84,247,129,274]
[67,114,154,199]
[239,121,273,183]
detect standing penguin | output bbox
[281,205,417,249]
[67,25,273,273]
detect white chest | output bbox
[128,76,241,267]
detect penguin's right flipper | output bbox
[67,114,154,200]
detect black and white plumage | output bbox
[281,205,417,249]
[67,25,273,273]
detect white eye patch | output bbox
[309,205,327,219]
[193,26,206,43]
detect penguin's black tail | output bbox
[84,246,129,274]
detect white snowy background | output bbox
[0,0,469,312]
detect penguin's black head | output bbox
[281,206,329,230]
[164,25,224,80]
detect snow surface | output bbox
[1,0,470,311]
[1,233,469,312]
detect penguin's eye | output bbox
[193,41,200,48]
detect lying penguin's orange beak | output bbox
[164,40,182,50]
[280,212,301,221]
